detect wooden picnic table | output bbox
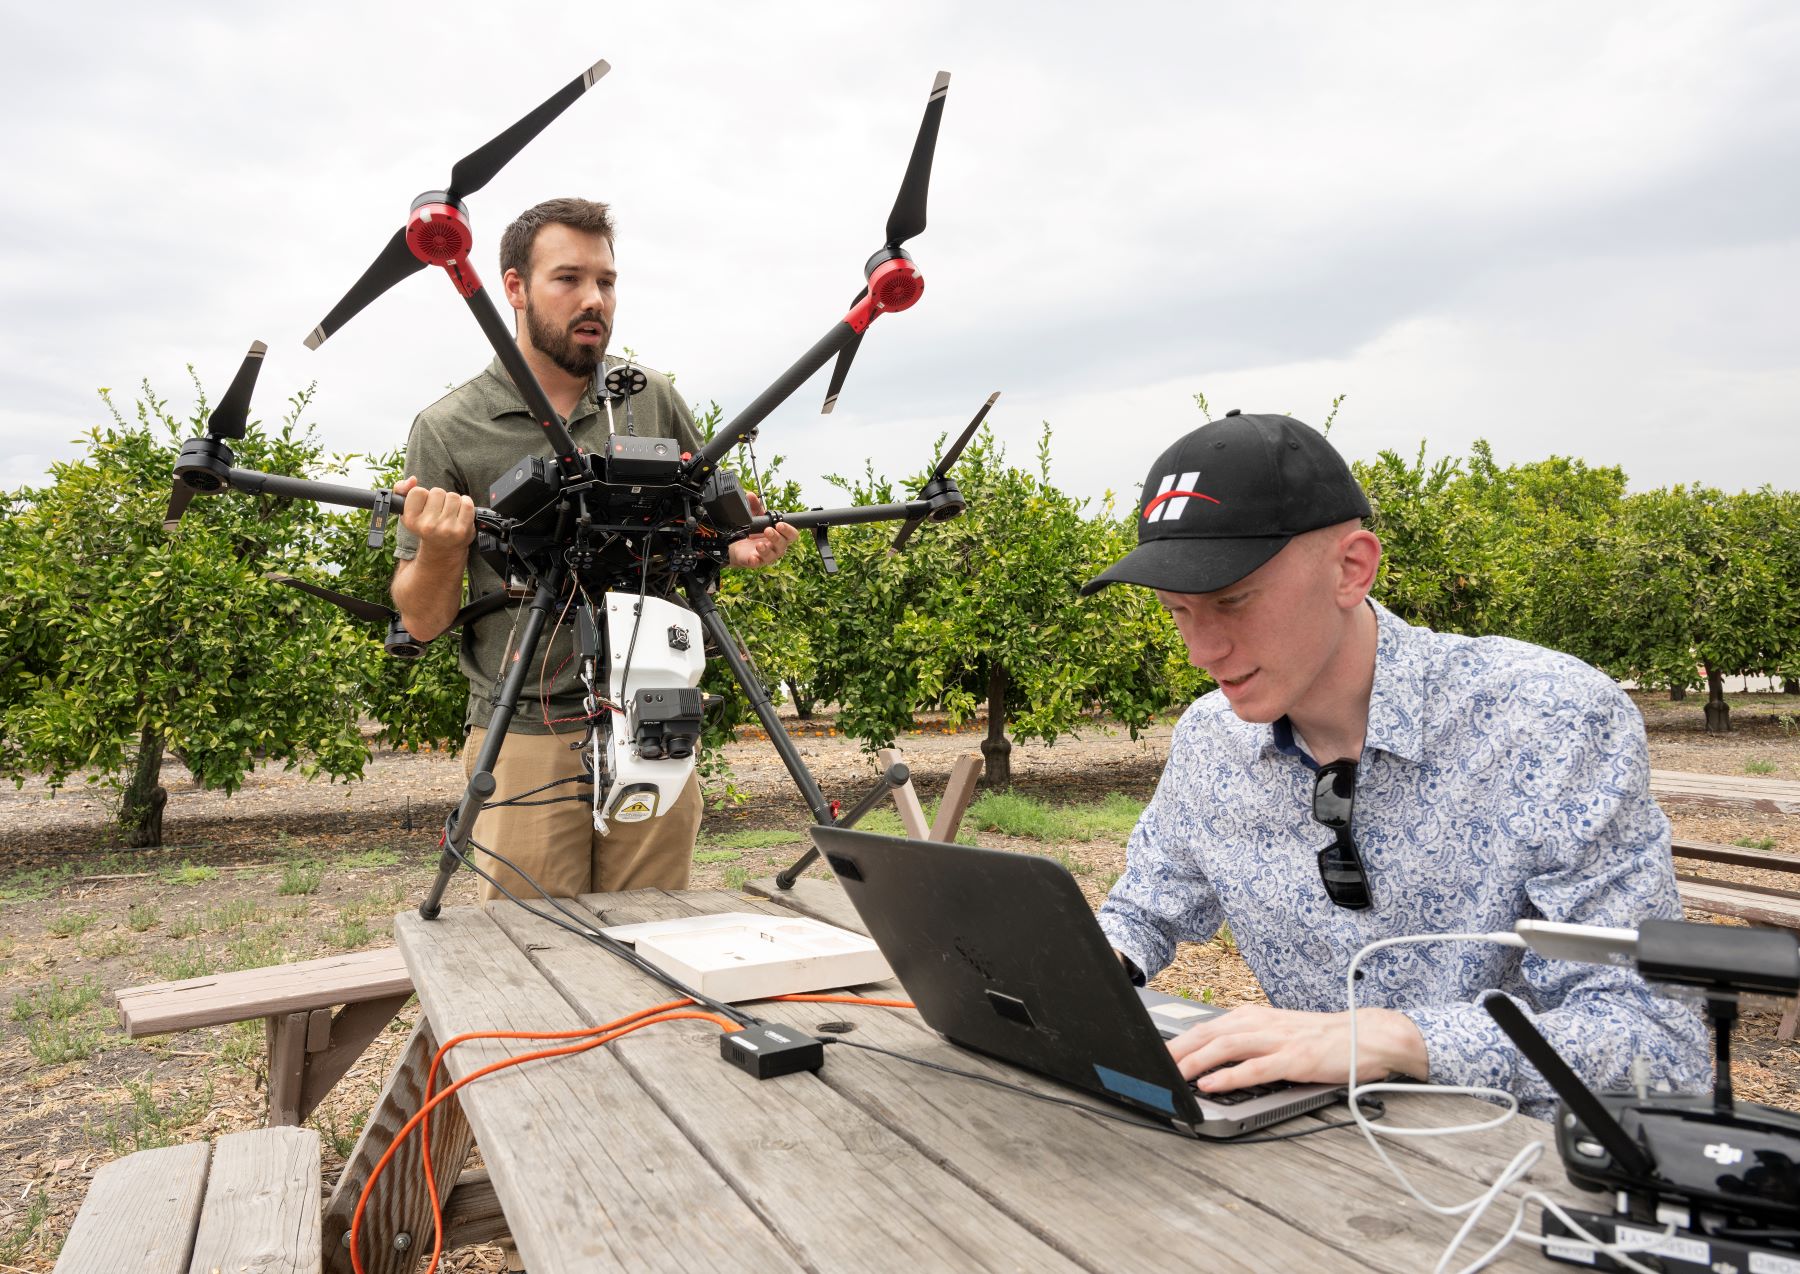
[323,882,1577,1273]
[1651,768,1800,815]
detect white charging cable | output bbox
[1345,931,1676,1274]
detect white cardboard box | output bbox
[600,913,893,1003]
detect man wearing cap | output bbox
[1086,411,1708,1118]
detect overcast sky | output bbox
[3,2,1796,517]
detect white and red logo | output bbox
[1143,470,1221,523]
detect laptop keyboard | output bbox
[1191,1070,1297,1106]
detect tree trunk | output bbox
[120,726,168,848]
[979,661,1012,787]
[1784,678,1800,696]
[1669,685,1687,702]
[1703,666,1731,736]
[784,679,815,719]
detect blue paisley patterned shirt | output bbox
[1098,600,1711,1118]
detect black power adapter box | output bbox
[720,1024,824,1079]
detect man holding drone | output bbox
[390,197,799,903]
[1084,411,1711,1118]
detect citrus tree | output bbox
[0,378,377,846]
[317,446,468,754]
[808,425,1204,785]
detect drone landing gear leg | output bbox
[419,564,569,920]
[675,576,912,890]
[682,573,833,826]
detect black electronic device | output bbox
[605,433,685,483]
[1487,919,1800,1267]
[719,1024,825,1080]
[631,687,704,760]
[160,57,1002,922]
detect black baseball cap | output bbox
[1080,411,1370,597]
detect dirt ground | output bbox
[1,690,1798,1270]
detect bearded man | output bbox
[391,197,797,901]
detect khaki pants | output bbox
[463,727,701,901]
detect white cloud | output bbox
[1,0,1796,511]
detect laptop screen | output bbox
[809,825,1203,1124]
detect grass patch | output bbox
[220,1019,264,1077]
[337,847,400,870]
[152,943,214,982]
[83,930,134,960]
[967,791,1068,839]
[167,912,204,939]
[205,899,264,933]
[1065,793,1146,843]
[25,1015,108,1065]
[1746,758,1779,776]
[722,865,751,892]
[226,928,292,972]
[48,909,99,939]
[1214,922,1237,953]
[692,849,742,865]
[697,829,804,852]
[91,1075,215,1154]
[11,975,104,1023]
[960,791,1146,843]
[1733,835,1779,851]
[0,1190,49,1264]
[312,1108,368,1160]
[127,902,160,932]
[0,861,79,903]
[279,860,324,895]
[163,861,220,886]
[333,916,375,950]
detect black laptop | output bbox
[809,825,1344,1138]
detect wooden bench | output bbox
[1667,838,1800,1039]
[55,1127,320,1273]
[115,948,413,1126]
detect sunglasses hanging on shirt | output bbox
[1312,759,1373,910]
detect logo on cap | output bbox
[1142,471,1221,523]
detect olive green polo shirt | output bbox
[395,354,704,734]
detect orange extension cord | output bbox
[348,993,916,1274]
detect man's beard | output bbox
[524,298,608,379]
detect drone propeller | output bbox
[164,341,268,530]
[304,58,611,350]
[822,71,950,415]
[890,391,999,553]
[264,572,395,625]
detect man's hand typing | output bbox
[1168,1004,1428,1092]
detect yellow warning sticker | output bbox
[615,797,655,823]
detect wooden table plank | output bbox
[393,906,793,1274]
[187,1127,321,1274]
[54,1142,209,1274]
[589,889,1411,1273]
[1651,769,1800,815]
[492,891,1085,1274]
[742,877,1556,1271]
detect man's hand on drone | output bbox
[395,476,476,561]
[728,491,800,569]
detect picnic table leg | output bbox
[1781,995,1798,1042]
[322,1018,476,1274]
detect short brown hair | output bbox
[498,197,616,282]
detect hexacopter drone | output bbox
[162,58,997,918]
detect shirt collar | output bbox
[1260,598,1428,767]
[480,355,604,428]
